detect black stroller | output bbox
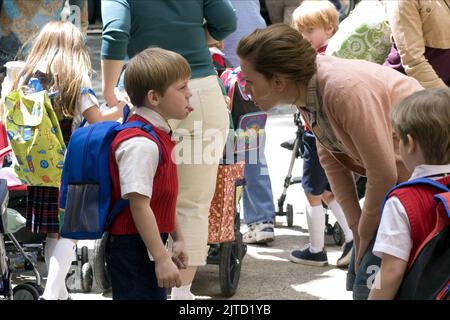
[0,179,47,300]
[275,111,367,245]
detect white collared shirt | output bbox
[114,107,171,199]
[373,164,450,261]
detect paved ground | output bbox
[9,32,353,300]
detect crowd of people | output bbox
[0,0,449,301]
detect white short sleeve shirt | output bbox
[114,107,171,199]
[373,164,450,261]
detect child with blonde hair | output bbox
[10,20,125,300]
[289,1,353,267]
[292,0,339,53]
[369,88,450,299]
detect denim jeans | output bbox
[242,135,275,225]
[346,236,381,300]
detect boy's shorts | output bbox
[301,131,330,196]
[106,233,168,300]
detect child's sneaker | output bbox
[243,221,274,244]
[289,244,328,266]
[336,240,353,268]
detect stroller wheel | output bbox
[219,232,244,297]
[24,282,44,296]
[286,204,294,227]
[81,246,89,265]
[333,222,345,246]
[13,283,40,300]
[93,232,111,292]
[81,262,93,293]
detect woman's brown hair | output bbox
[237,23,317,84]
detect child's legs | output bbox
[301,131,329,204]
[302,131,328,251]
[321,191,353,243]
[44,233,59,271]
[105,234,167,300]
[42,237,76,300]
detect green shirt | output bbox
[101,0,237,79]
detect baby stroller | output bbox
[276,112,367,245]
[0,121,92,299]
[0,121,45,299]
[205,109,268,297]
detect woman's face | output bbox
[239,58,284,111]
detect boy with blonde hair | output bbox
[106,47,194,300]
[369,88,450,299]
[289,1,354,267]
[292,0,339,53]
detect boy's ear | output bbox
[406,134,417,154]
[147,89,160,106]
[325,26,335,38]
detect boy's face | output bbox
[300,26,334,51]
[156,78,193,120]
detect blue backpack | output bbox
[59,106,161,239]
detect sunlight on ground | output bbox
[291,268,352,300]
[246,245,288,262]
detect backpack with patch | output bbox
[4,73,66,187]
[220,66,260,129]
[59,106,161,239]
[385,178,450,300]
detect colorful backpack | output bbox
[4,75,66,187]
[59,106,161,239]
[383,178,450,300]
[220,66,260,129]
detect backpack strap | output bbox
[381,177,450,214]
[434,192,450,219]
[115,120,162,163]
[106,117,162,226]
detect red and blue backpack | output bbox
[382,177,450,300]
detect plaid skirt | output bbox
[26,186,60,234]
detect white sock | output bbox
[44,237,58,272]
[306,205,325,253]
[42,238,76,300]
[328,199,353,243]
[171,283,195,300]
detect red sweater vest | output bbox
[107,114,178,235]
[388,176,450,268]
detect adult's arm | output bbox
[324,82,399,262]
[101,0,130,105]
[385,0,447,89]
[203,0,237,42]
[317,143,362,260]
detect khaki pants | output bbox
[169,75,229,266]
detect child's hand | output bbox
[154,255,182,288]
[209,41,224,50]
[171,240,188,270]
